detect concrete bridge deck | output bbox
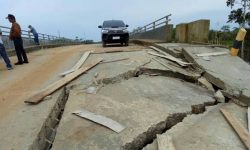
[0,43,249,150]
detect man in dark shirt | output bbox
[6,14,29,65]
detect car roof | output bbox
[103,20,124,23]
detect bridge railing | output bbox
[130,14,171,36]
[0,25,77,49]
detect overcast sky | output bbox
[0,0,235,41]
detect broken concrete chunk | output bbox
[215,90,225,103]
[157,134,176,150]
[231,99,248,107]
[44,95,52,100]
[94,72,99,78]
[198,77,215,92]
[192,104,206,114]
[202,56,211,61]
[84,87,98,94]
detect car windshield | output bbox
[103,20,125,28]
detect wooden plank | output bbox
[59,51,91,77]
[72,51,91,70]
[148,51,192,67]
[157,134,175,150]
[248,107,250,133]
[220,108,250,149]
[92,49,142,54]
[25,58,103,104]
[73,109,125,133]
[196,51,228,57]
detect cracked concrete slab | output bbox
[0,45,146,150]
[2,44,240,150]
[154,43,189,58]
[0,89,63,150]
[51,51,215,150]
[183,47,250,106]
[144,102,247,150]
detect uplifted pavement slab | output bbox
[155,43,190,58]
[52,71,215,150]
[144,102,247,150]
[183,46,250,106]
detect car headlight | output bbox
[123,29,128,33]
[102,30,109,33]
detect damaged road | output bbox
[50,48,217,150]
[0,42,249,150]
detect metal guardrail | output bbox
[0,25,72,42]
[130,14,171,35]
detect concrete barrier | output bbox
[176,20,210,43]
[7,43,82,57]
[130,25,173,42]
[188,20,210,43]
[176,23,188,43]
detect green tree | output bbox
[226,0,250,26]
[221,25,231,32]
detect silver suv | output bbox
[98,20,129,47]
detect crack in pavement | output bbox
[122,102,217,150]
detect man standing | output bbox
[6,14,29,65]
[28,25,39,45]
[0,27,13,70]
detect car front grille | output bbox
[108,30,123,34]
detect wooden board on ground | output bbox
[73,109,125,133]
[24,58,103,104]
[59,51,91,76]
[196,51,228,57]
[92,49,142,54]
[220,108,250,149]
[157,134,176,150]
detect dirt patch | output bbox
[0,46,81,119]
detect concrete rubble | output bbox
[215,90,226,103]
[143,103,247,150]
[183,46,250,106]
[0,42,250,150]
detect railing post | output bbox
[153,22,156,29]
[144,26,146,32]
[166,16,169,25]
[43,34,45,45]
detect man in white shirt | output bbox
[0,28,13,70]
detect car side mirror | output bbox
[98,25,102,28]
[126,25,129,27]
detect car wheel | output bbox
[102,42,106,47]
[125,41,129,46]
